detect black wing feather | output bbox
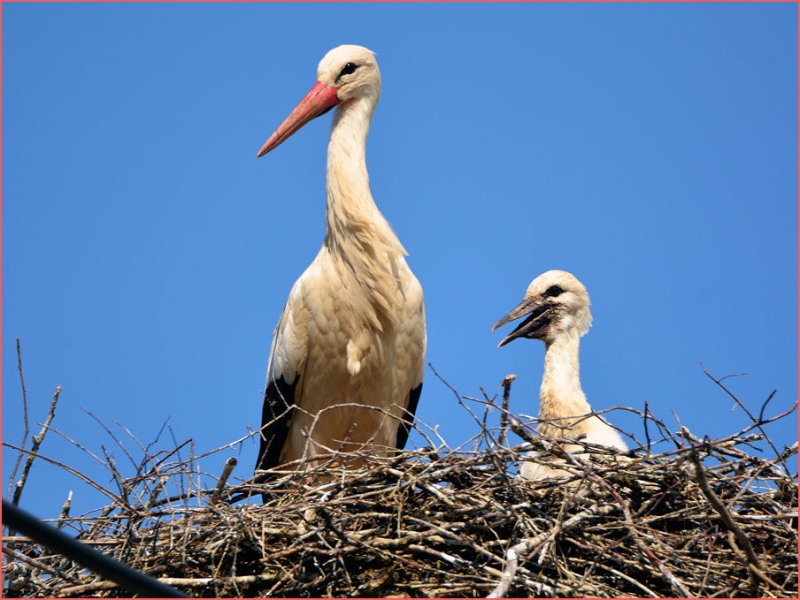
[395,382,423,451]
[255,375,298,472]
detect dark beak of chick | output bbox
[492,300,552,348]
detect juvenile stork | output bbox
[492,270,626,480]
[254,45,426,479]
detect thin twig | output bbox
[702,365,791,468]
[498,375,516,447]
[2,441,126,507]
[6,339,31,500]
[210,457,238,505]
[11,386,63,507]
[56,491,73,530]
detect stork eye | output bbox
[339,62,358,78]
[543,285,564,298]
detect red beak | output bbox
[257,81,341,158]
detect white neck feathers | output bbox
[323,97,406,332]
[538,331,592,438]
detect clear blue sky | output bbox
[3,3,797,520]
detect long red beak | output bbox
[257,81,340,158]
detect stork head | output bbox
[316,45,381,104]
[257,45,381,157]
[492,270,592,347]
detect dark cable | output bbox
[2,499,187,598]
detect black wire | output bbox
[3,499,187,598]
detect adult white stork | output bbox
[492,270,626,480]
[254,45,426,480]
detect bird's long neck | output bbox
[325,98,374,224]
[323,96,406,332]
[538,332,591,436]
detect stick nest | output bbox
[3,377,798,598]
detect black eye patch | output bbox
[543,285,564,298]
[338,62,358,78]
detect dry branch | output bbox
[6,339,31,500]
[10,385,63,508]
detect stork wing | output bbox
[395,382,422,451]
[255,283,308,473]
[393,270,426,452]
[256,374,298,472]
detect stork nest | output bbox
[3,378,798,598]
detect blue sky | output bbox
[3,2,797,520]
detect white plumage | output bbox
[255,46,426,478]
[492,270,626,480]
